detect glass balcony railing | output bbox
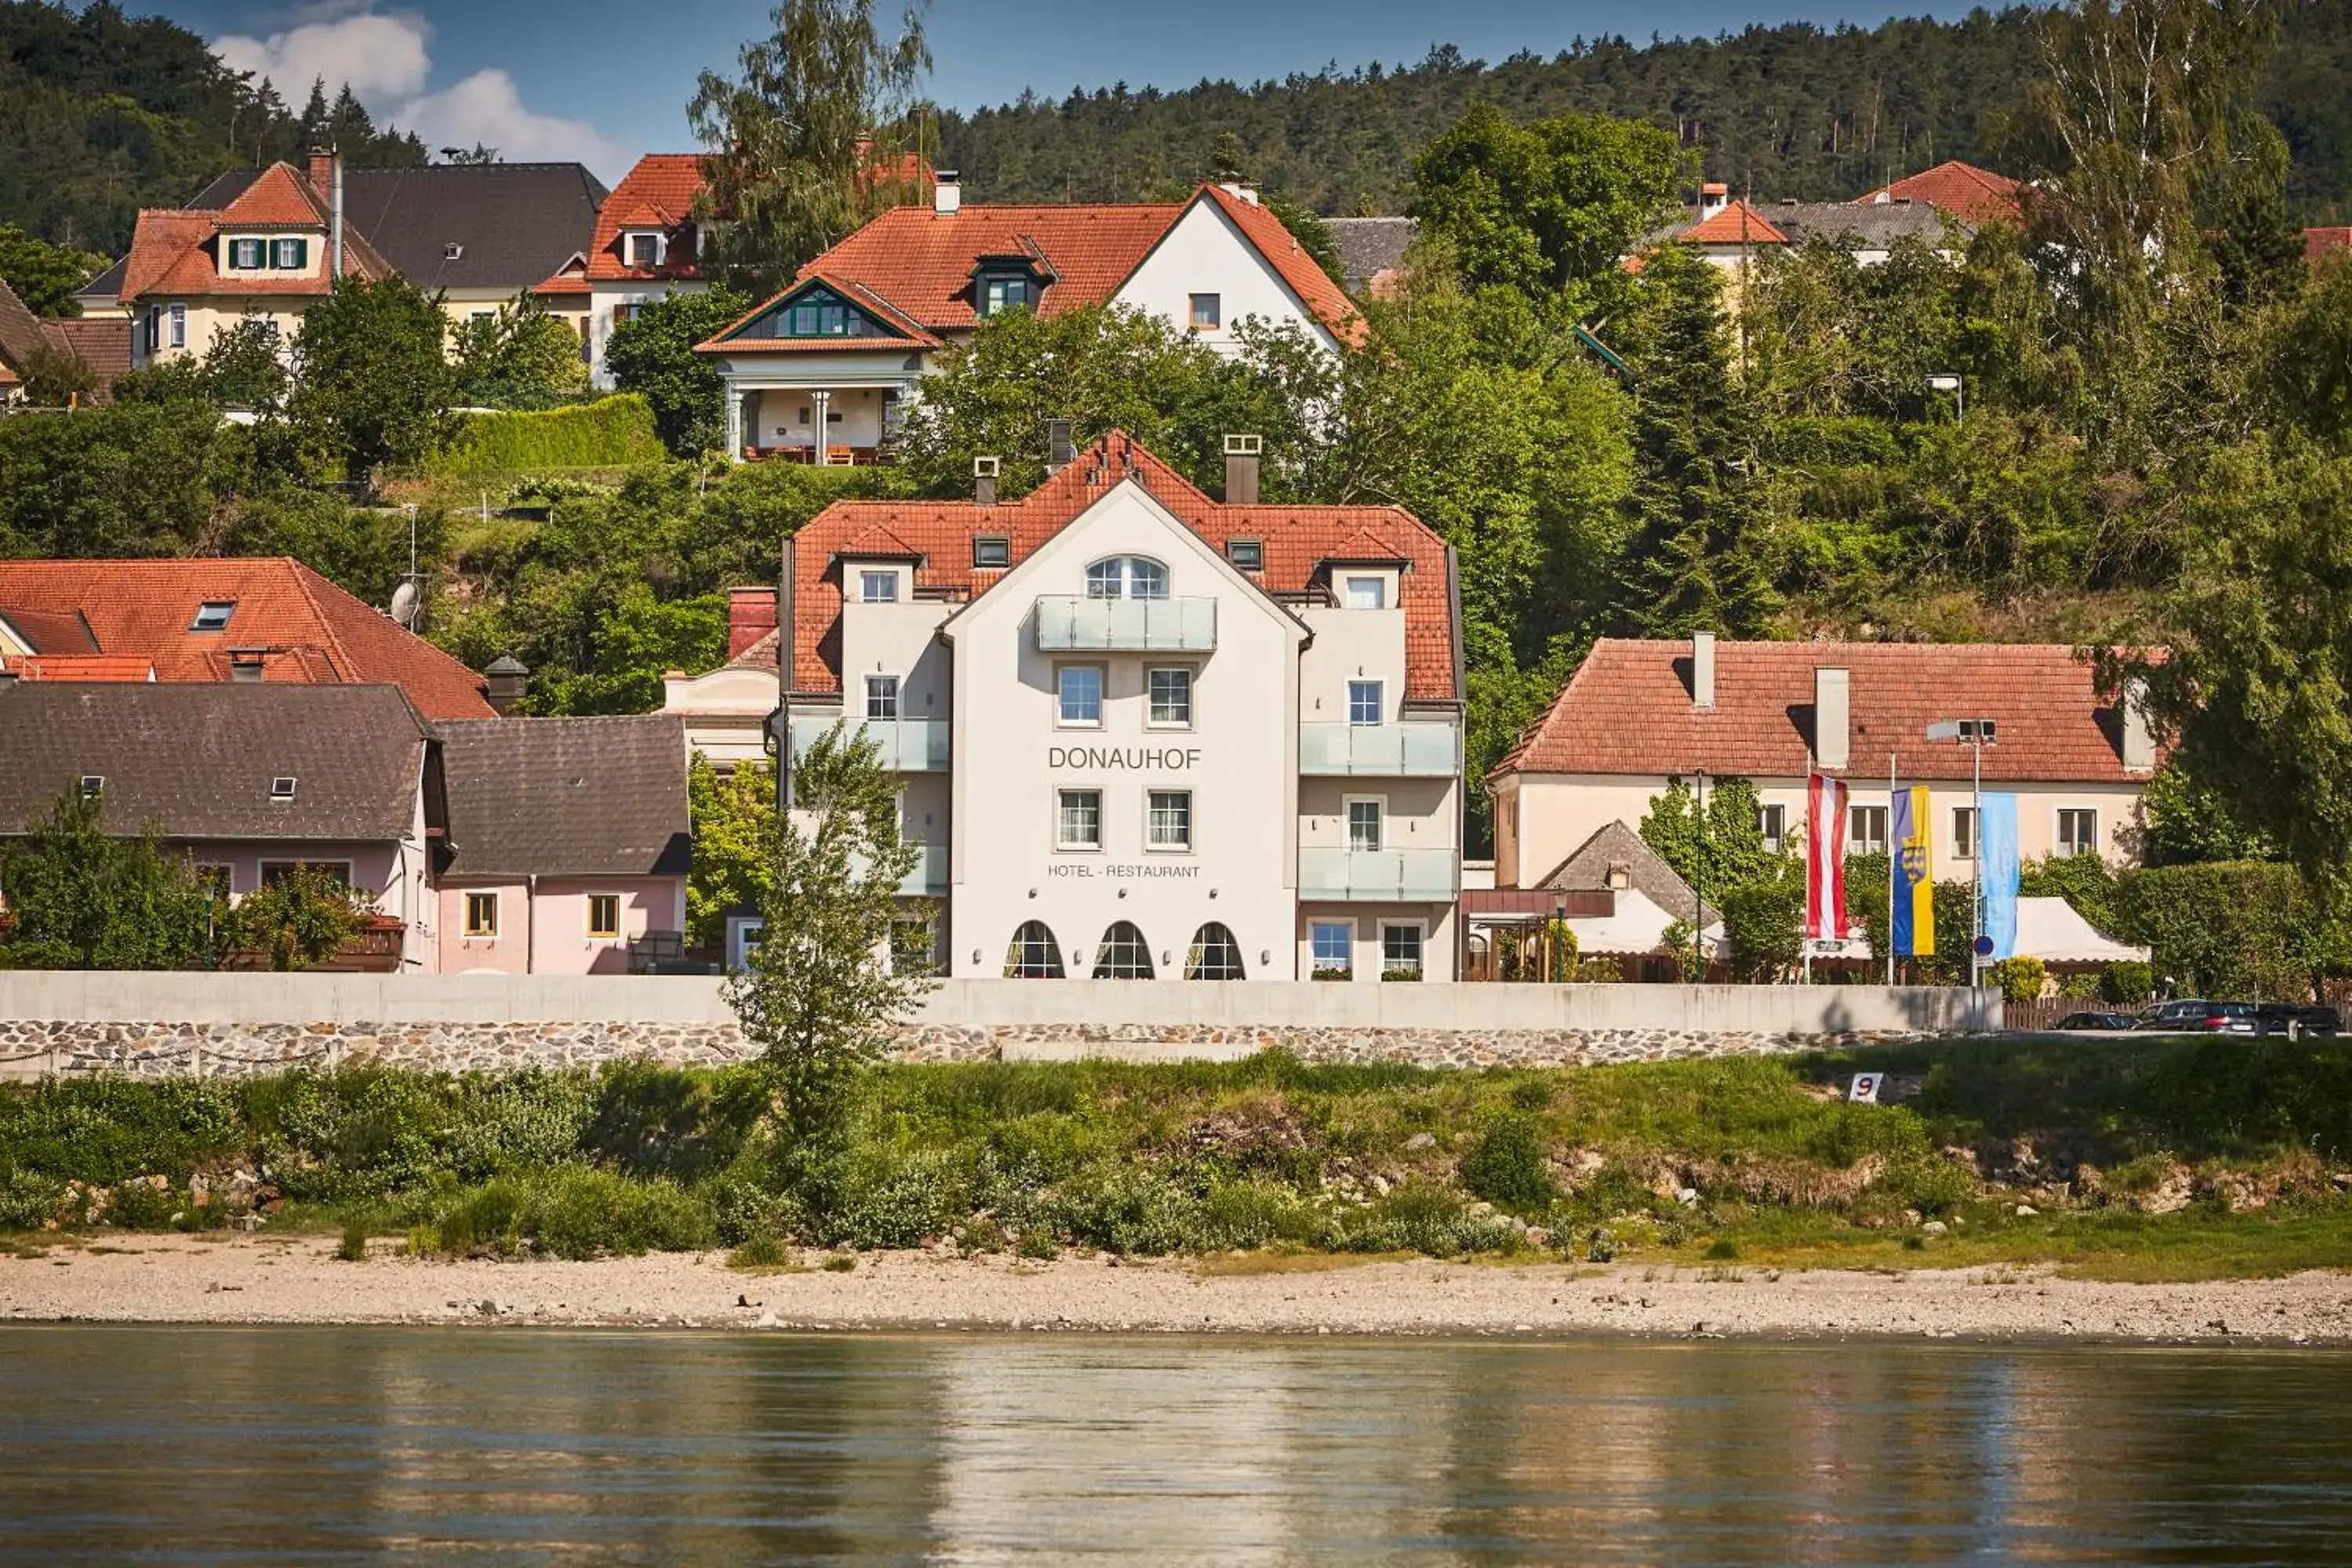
[851,842,949,897]
[788,715,951,771]
[1298,722,1461,776]
[1033,595,1218,652]
[1298,846,1460,902]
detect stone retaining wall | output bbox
[0,1016,1951,1080]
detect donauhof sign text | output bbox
[1047,746,1203,771]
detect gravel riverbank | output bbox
[7,1235,2352,1343]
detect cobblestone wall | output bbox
[0,1016,1952,1080]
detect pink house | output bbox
[431,715,691,975]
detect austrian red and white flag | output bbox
[1805,774,1853,940]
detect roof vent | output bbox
[974,454,1000,507]
[228,649,267,683]
[79,775,103,800]
[269,776,297,803]
[444,242,464,262]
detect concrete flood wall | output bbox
[0,974,2002,1079]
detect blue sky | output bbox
[162,1,1984,183]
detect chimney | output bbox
[933,169,961,217]
[1218,180,1260,206]
[1691,631,1716,710]
[1700,181,1730,218]
[1045,418,1075,475]
[973,455,999,507]
[307,148,335,193]
[484,655,530,715]
[726,586,777,660]
[1223,434,1261,505]
[1813,665,1851,771]
[2122,676,2155,772]
[228,649,267,684]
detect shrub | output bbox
[822,1254,857,1272]
[2103,960,2154,1005]
[1705,1237,1740,1260]
[1874,1152,1977,1217]
[1197,1181,1324,1250]
[338,1219,369,1261]
[827,1149,964,1250]
[1990,956,2048,1004]
[0,1168,62,1230]
[1458,1112,1556,1210]
[431,1168,717,1259]
[729,1234,791,1269]
[421,394,665,475]
[1338,1183,1523,1257]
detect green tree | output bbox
[525,584,728,716]
[14,341,96,407]
[688,754,777,950]
[1639,776,1780,896]
[0,788,219,971]
[288,275,457,483]
[605,286,753,456]
[726,724,930,1149]
[688,0,932,291]
[200,314,292,413]
[452,298,590,409]
[227,865,364,971]
[0,223,106,316]
[2134,758,2279,865]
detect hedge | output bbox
[423,394,665,476]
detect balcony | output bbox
[851,842,949,897]
[1299,722,1461,777]
[1299,847,1460,902]
[1034,595,1217,652]
[788,715,950,771]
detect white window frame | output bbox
[1342,574,1387,610]
[1146,666,1193,729]
[2057,807,2100,858]
[586,892,622,942]
[865,673,900,720]
[169,303,186,350]
[626,230,666,269]
[1848,804,1888,857]
[1146,789,1193,852]
[270,237,306,270]
[1056,786,1103,851]
[1378,920,1426,979]
[227,237,264,270]
[1189,292,1221,330]
[1055,663,1105,728]
[1310,920,1353,977]
[1345,796,1385,854]
[1758,803,1788,854]
[1953,806,1978,862]
[463,889,500,939]
[1348,679,1385,726]
[857,568,900,604]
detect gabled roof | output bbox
[116,163,394,303]
[586,154,710,283]
[1762,201,1958,248]
[1493,637,2155,784]
[215,163,329,228]
[713,183,1360,348]
[786,430,1456,701]
[338,164,608,292]
[1677,200,1790,246]
[1856,161,2021,225]
[700,272,943,354]
[0,557,494,719]
[41,317,132,397]
[1327,216,1415,294]
[1534,818,1718,928]
[0,682,432,842]
[0,277,48,370]
[434,715,691,878]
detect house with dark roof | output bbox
[1461,819,1726,982]
[1488,634,2161,901]
[0,557,498,720]
[695,176,1361,464]
[432,715,691,975]
[1640,183,1974,311]
[719,428,1462,981]
[1326,216,1416,296]
[0,682,447,971]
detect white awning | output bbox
[2013,895,2148,965]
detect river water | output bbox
[2,1327,2350,1564]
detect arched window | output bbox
[1091,920,1155,979]
[1184,922,1246,980]
[1083,556,1169,601]
[1004,920,1065,978]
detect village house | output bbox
[575,154,716,389]
[695,176,1359,464]
[0,557,503,719]
[430,715,691,975]
[1488,634,2161,899]
[0,278,132,405]
[744,429,1464,982]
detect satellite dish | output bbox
[388,581,419,629]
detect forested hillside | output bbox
[0,0,423,254]
[938,1,2352,219]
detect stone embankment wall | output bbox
[0,974,2002,1080]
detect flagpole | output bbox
[1887,753,1896,985]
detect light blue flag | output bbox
[1980,793,2021,960]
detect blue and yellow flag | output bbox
[1889,785,1935,956]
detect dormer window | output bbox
[858,569,901,604]
[270,777,298,804]
[227,238,265,270]
[781,287,874,338]
[271,238,308,269]
[978,273,1033,317]
[1226,539,1263,572]
[626,231,666,269]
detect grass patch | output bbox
[1193,1250,1413,1277]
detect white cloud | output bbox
[213,11,432,103]
[392,70,622,170]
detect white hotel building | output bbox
[767,430,1465,982]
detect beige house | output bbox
[747,430,1465,982]
[1490,634,2160,894]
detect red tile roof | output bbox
[117,164,392,304]
[2306,227,2352,264]
[42,318,132,399]
[1493,638,2154,783]
[788,430,1456,701]
[586,154,710,283]
[1856,161,2021,225]
[216,162,329,229]
[0,557,494,719]
[1678,200,1790,246]
[713,185,1359,347]
[3,655,156,681]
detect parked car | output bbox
[2134,1000,2258,1034]
[2053,1011,2138,1032]
[2252,1004,2342,1039]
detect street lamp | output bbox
[1927,372,1964,423]
[1926,719,1995,987]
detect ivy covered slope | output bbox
[4,1043,2350,1280]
